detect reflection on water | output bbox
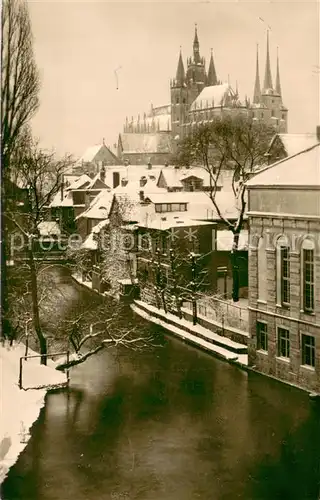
[2,268,320,500]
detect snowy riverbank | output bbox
[0,343,67,484]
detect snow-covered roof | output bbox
[79,145,103,163]
[158,167,223,189]
[77,189,113,220]
[37,221,61,236]
[270,133,319,157]
[104,165,164,188]
[145,191,243,221]
[81,219,110,250]
[119,133,172,154]
[190,83,239,111]
[246,142,320,188]
[137,213,216,231]
[68,174,91,190]
[216,230,248,251]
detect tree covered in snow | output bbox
[2,0,40,339]
[5,137,73,363]
[174,114,275,302]
[55,296,158,371]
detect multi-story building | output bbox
[246,138,320,393]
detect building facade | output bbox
[247,141,320,393]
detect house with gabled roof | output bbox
[73,142,121,175]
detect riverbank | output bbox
[131,299,248,367]
[0,343,67,484]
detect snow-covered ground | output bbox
[0,342,67,484]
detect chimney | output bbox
[140,176,147,187]
[139,190,145,202]
[113,171,120,188]
[121,178,128,187]
[147,162,152,170]
[317,125,320,142]
[100,165,106,183]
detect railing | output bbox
[183,296,248,332]
[19,351,70,390]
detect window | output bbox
[257,322,268,352]
[257,237,267,301]
[261,112,264,118]
[179,203,187,211]
[155,204,161,213]
[176,97,179,104]
[281,246,290,305]
[278,327,290,358]
[282,113,285,120]
[183,98,186,104]
[301,334,315,367]
[271,110,275,117]
[302,239,315,313]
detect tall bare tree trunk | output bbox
[231,232,240,303]
[28,237,47,364]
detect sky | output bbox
[28,0,320,158]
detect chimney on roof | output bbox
[121,178,128,187]
[140,176,147,187]
[317,125,320,142]
[147,161,152,170]
[139,190,145,202]
[100,165,106,184]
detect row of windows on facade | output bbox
[256,322,316,368]
[155,203,188,213]
[257,238,316,313]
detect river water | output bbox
[2,267,320,500]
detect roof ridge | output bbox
[251,141,320,180]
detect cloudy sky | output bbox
[28,0,319,158]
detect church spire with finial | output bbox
[207,48,218,86]
[275,47,282,99]
[193,23,201,63]
[175,46,185,86]
[253,44,261,103]
[263,30,273,91]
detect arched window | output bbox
[257,236,267,301]
[276,235,290,306]
[301,238,315,313]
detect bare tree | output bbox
[175,114,275,302]
[1,0,40,339]
[5,138,73,363]
[1,0,40,170]
[55,300,158,371]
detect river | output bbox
[2,267,320,500]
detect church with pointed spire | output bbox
[251,31,288,133]
[120,25,288,163]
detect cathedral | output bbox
[119,26,288,164]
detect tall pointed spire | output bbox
[253,44,261,103]
[263,30,273,91]
[193,23,201,63]
[175,47,185,86]
[207,48,218,86]
[275,47,282,99]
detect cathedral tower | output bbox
[170,48,188,140]
[186,25,207,105]
[253,32,288,132]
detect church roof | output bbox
[79,144,119,164]
[119,133,172,154]
[190,83,238,111]
[246,142,320,188]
